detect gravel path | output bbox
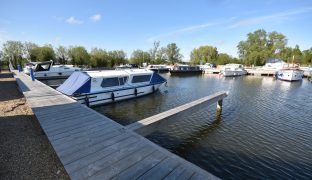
[0,71,70,180]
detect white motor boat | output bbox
[23,61,81,80]
[57,69,167,106]
[146,65,169,73]
[276,68,304,81]
[221,64,247,77]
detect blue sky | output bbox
[0,0,312,60]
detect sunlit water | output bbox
[67,74,312,179]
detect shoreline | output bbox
[0,71,69,179]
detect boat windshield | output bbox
[34,63,52,72]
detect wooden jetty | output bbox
[246,69,276,76]
[127,91,228,136]
[13,70,219,180]
[202,69,220,74]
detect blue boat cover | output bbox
[150,73,167,84]
[56,71,91,95]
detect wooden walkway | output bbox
[13,71,218,180]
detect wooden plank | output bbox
[69,141,149,180]
[176,167,196,180]
[60,133,132,165]
[112,150,167,180]
[88,145,156,179]
[163,164,187,180]
[42,114,102,135]
[55,127,124,154]
[50,121,115,143]
[136,157,181,180]
[65,136,141,173]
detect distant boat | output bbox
[23,60,81,80]
[115,64,139,70]
[199,63,216,70]
[146,65,169,73]
[220,64,247,77]
[57,69,167,106]
[276,56,305,81]
[262,58,288,70]
[169,64,202,75]
[276,67,304,81]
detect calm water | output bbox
[92,74,312,179]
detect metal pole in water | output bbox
[30,68,35,81]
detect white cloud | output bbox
[90,14,102,22]
[147,23,216,42]
[228,7,312,28]
[66,16,84,25]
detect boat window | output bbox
[119,76,128,85]
[101,77,120,88]
[132,75,151,83]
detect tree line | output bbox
[1,29,311,68]
[0,40,185,68]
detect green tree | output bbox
[292,45,302,64]
[155,47,167,64]
[108,50,127,67]
[166,43,183,64]
[267,31,287,58]
[302,48,312,65]
[2,40,25,68]
[24,42,38,60]
[149,41,160,64]
[130,50,151,66]
[237,29,270,65]
[280,47,293,62]
[68,46,90,66]
[190,45,218,64]
[216,53,232,65]
[90,48,108,67]
[30,46,55,62]
[55,46,69,64]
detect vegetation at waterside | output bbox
[1,29,312,68]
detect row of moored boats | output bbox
[22,59,308,107]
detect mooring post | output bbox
[30,68,35,81]
[217,99,223,111]
[17,64,22,72]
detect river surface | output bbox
[92,74,311,179]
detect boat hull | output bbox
[169,70,203,75]
[73,83,164,106]
[277,69,304,81]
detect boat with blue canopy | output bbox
[56,69,167,106]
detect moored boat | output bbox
[169,64,202,75]
[220,64,247,77]
[276,68,304,81]
[23,60,81,80]
[56,69,167,106]
[146,65,169,73]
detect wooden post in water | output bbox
[217,99,223,111]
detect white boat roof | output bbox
[84,69,153,78]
